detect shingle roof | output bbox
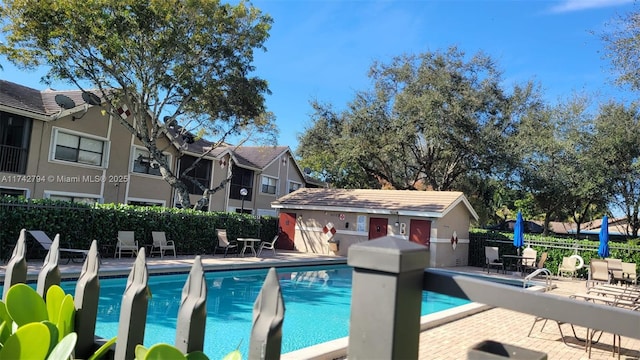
[0,80,97,116]
[272,188,478,219]
[230,146,289,169]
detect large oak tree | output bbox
[298,47,539,193]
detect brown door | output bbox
[409,219,431,247]
[278,212,296,250]
[368,217,388,240]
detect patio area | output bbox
[2,252,638,360]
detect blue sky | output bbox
[1,0,637,152]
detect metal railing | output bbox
[3,232,640,359]
[523,268,553,290]
[0,144,27,174]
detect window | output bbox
[132,147,167,176]
[288,181,302,193]
[178,155,212,195]
[230,165,253,200]
[48,194,99,205]
[53,130,106,167]
[128,200,163,207]
[0,111,31,173]
[0,188,26,198]
[261,176,277,195]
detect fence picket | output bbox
[176,255,207,354]
[115,248,150,360]
[2,228,26,301]
[74,240,101,358]
[36,233,61,298]
[249,267,285,360]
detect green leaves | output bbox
[5,284,48,326]
[0,284,80,360]
[134,344,212,360]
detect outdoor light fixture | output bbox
[240,188,248,213]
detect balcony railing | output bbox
[0,144,27,174]
[3,232,639,359]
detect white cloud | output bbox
[549,0,634,13]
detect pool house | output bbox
[271,188,479,267]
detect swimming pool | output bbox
[16,264,471,358]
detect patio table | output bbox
[502,255,535,276]
[237,238,261,257]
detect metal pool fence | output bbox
[3,229,640,359]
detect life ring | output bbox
[569,254,584,270]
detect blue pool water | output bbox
[21,264,471,358]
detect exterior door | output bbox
[409,219,431,247]
[368,217,388,240]
[278,212,296,250]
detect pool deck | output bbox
[4,252,639,360]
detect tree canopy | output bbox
[0,0,276,208]
[298,47,539,193]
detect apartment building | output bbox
[0,79,310,215]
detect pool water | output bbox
[27,264,471,358]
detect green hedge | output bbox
[470,229,640,278]
[0,196,278,260]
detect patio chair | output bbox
[621,262,637,285]
[27,230,90,264]
[587,259,611,288]
[521,247,537,271]
[605,258,625,284]
[214,229,238,257]
[150,231,176,259]
[257,234,278,257]
[524,251,548,274]
[115,231,139,258]
[557,256,581,279]
[484,246,504,274]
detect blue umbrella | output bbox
[513,211,524,254]
[598,215,610,258]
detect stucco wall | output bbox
[286,201,473,268]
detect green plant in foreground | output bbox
[134,345,241,360]
[0,283,115,360]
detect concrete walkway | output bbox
[3,253,639,360]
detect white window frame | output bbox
[44,190,102,205]
[0,186,30,198]
[261,175,278,195]
[126,197,166,207]
[130,146,171,177]
[288,180,303,193]
[50,127,109,168]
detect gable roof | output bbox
[230,146,289,169]
[272,188,478,220]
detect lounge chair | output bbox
[115,231,139,258]
[621,262,637,285]
[484,246,504,274]
[257,235,278,257]
[27,230,90,264]
[587,259,611,288]
[605,258,625,284]
[214,229,238,257]
[150,231,176,259]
